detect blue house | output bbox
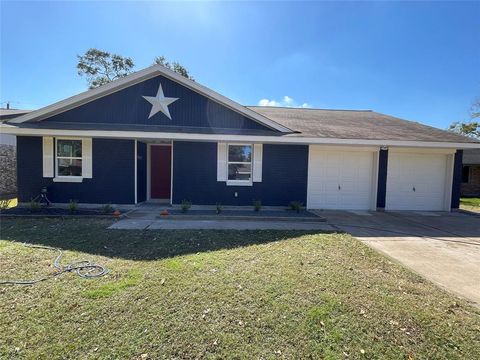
[3,65,479,211]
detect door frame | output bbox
[146,141,173,204]
[306,145,379,210]
[385,148,455,212]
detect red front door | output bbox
[150,145,171,199]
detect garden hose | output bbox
[0,243,109,285]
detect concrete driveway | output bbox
[317,210,480,306]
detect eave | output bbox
[2,125,479,149]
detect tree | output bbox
[448,97,480,139]
[448,121,479,138]
[77,48,135,89]
[154,56,193,80]
[471,97,480,119]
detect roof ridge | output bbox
[247,105,373,112]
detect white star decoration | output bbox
[142,84,179,120]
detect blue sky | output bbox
[1,1,479,129]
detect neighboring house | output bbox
[461,149,480,197]
[1,108,32,146]
[0,108,32,198]
[1,65,479,210]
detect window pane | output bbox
[58,159,82,176]
[228,145,252,162]
[228,164,251,181]
[462,166,470,183]
[57,140,82,157]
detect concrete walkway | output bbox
[110,204,330,230]
[109,218,333,230]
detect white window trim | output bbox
[54,137,84,182]
[226,143,253,186]
[53,177,83,183]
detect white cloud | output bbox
[257,96,312,108]
[258,99,281,107]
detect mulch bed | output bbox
[0,207,122,217]
[166,209,318,217]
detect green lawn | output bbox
[1,218,479,359]
[461,197,480,210]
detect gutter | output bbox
[2,124,480,149]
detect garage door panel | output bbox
[326,166,339,176]
[342,168,356,179]
[386,152,447,211]
[324,182,339,192]
[308,147,375,210]
[341,181,355,192]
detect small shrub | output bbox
[181,199,192,213]
[29,200,41,212]
[0,199,12,211]
[216,202,222,214]
[289,201,303,213]
[100,203,114,214]
[253,200,262,212]
[68,199,78,213]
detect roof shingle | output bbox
[248,106,478,143]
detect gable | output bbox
[38,75,275,132]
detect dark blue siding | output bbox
[172,141,308,206]
[137,141,147,203]
[376,149,388,209]
[42,75,273,132]
[17,136,135,204]
[451,149,463,209]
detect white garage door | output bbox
[307,147,376,210]
[386,152,448,211]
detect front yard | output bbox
[461,197,480,212]
[1,218,479,359]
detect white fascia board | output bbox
[9,66,158,124]
[8,65,292,133]
[3,125,480,149]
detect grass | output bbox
[82,269,142,299]
[461,197,480,210]
[1,218,479,359]
[0,197,17,210]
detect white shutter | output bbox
[217,143,227,181]
[42,136,54,178]
[253,144,263,182]
[82,138,92,178]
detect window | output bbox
[462,166,470,183]
[227,144,252,184]
[56,139,82,177]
